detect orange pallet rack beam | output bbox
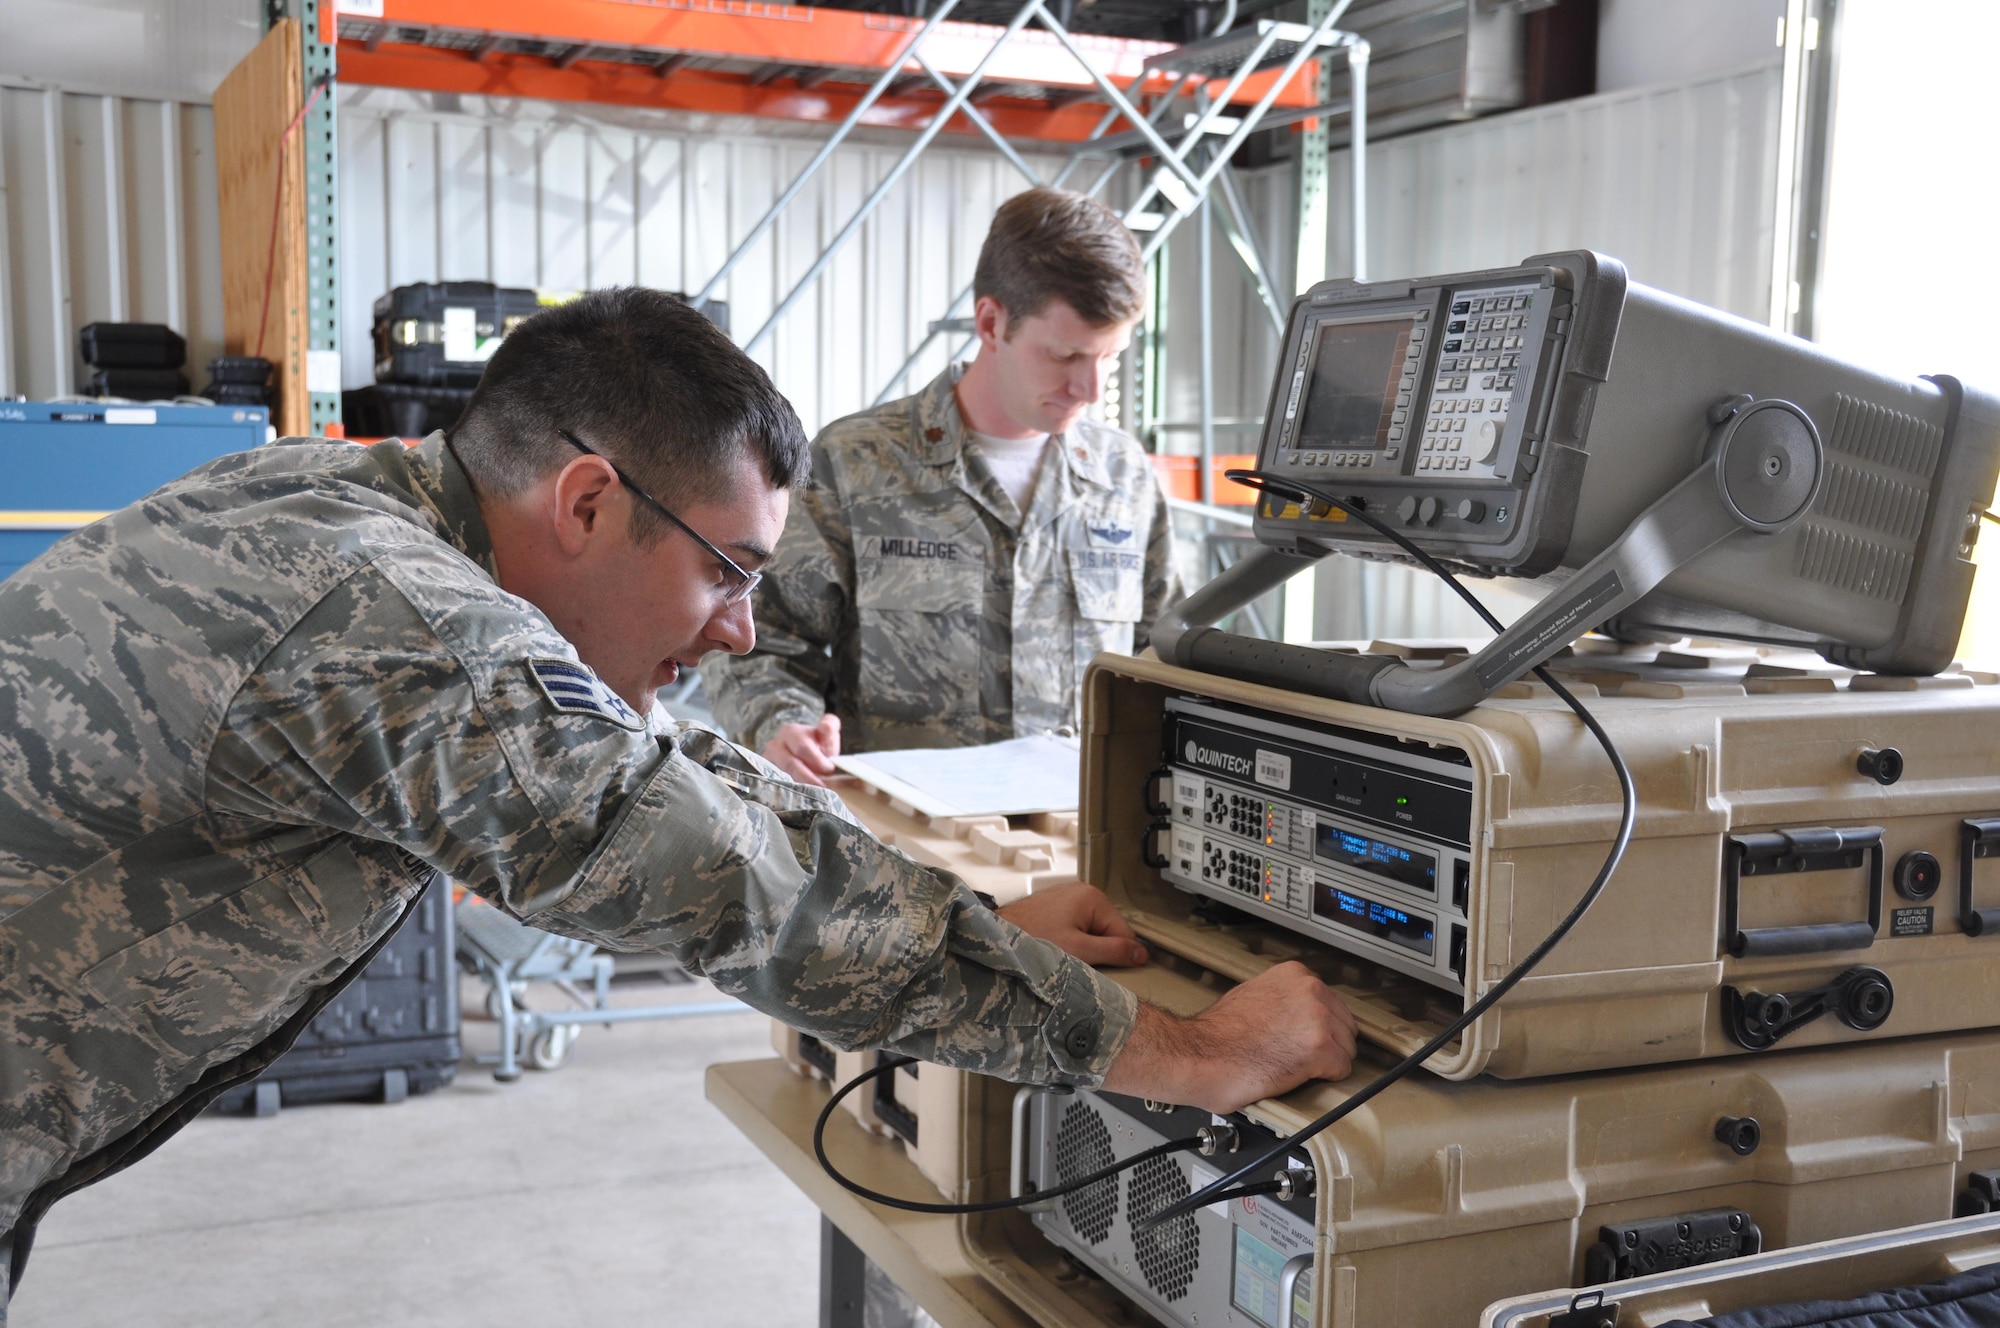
[325,0,1317,141]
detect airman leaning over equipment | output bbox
[704,187,1182,783]
[0,288,1355,1314]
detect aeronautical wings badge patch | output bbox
[528,658,647,731]
[1087,523,1135,547]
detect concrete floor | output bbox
[10,977,823,1327]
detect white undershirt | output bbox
[967,429,1051,511]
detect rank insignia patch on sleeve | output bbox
[528,658,646,731]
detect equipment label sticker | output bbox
[1475,568,1626,689]
[1892,906,1934,937]
[1255,749,1293,791]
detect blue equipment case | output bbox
[0,400,271,579]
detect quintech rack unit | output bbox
[1092,645,2000,1080]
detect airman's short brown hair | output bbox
[973,187,1144,330]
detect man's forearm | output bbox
[1094,962,1360,1115]
[1100,1003,1221,1107]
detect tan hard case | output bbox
[955,956,2000,1328]
[1083,647,2000,1080]
[766,1021,969,1201]
[1481,1211,2000,1328]
[769,771,1080,1196]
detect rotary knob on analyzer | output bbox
[1476,419,1502,463]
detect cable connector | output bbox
[1196,1123,1240,1157]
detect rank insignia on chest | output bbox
[528,658,646,731]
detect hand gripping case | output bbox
[1082,644,2000,1080]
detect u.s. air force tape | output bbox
[528,658,646,731]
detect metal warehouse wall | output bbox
[336,88,1065,438]
[0,86,225,399]
[1,60,1780,428]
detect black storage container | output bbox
[346,382,475,439]
[204,383,272,408]
[213,877,460,1116]
[78,322,187,370]
[369,284,728,389]
[372,281,543,387]
[202,357,274,409]
[87,368,191,399]
[206,355,273,386]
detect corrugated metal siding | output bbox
[1148,188,1295,451]
[1150,60,1783,456]
[1267,57,1786,318]
[0,86,224,399]
[336,90,1065,436]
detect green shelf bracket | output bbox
[266,0,342,435]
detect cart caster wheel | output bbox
[485,985,527,1022]
[528,1025,574,1071]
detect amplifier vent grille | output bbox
[1054,1100,1117,1244]
[1128,1153,1200,1302]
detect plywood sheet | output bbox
[214,20,308,437]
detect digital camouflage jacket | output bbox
[0,434,1137,1278]
[704,367,1181,753]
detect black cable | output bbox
[811,1053,1203,1215]
[1135,469,1638,1230]
[1197,1177,1292,1204]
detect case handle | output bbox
[1959,819,2000,936]
[1723,826,1883,957]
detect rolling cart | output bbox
[454,893,744,1081]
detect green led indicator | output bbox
[1396,796,1410,806]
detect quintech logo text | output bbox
[1184,739,1254,776]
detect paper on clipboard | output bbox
[833,734,1081,820]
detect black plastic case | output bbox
[212,878,459,1116]
[78,322,187,370]
[87,368,191,399]
[372,281,543,387]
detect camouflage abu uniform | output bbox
[0,434,1137,1289]
[704,367,1181,753]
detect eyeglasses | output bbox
[556,429,762,604]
